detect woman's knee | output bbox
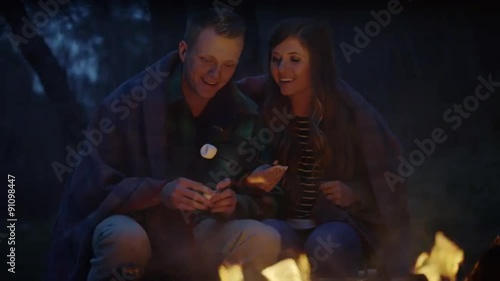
[261,219,300,250]
[92,214,151,263]
[305,222,361,252]
[304,222,362,276]
[261,219,293,236]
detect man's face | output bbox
[179,27,244,100]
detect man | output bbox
[45,9,281,281]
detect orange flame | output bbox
[413,231,464,281]
[219,254,310,281]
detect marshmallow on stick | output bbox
[200,143,219,199]
[200,143,240,197]
[200,143,218,159]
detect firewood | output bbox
[464,236,500,281]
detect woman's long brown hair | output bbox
[262,17,362,202]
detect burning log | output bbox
[464,236,500,281]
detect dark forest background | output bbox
[1,0,499,280]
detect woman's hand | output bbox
[245,161,288,192]
[319,180,359,208]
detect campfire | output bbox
[218,232,499,281]
[219,254,311,281]
[412,231,464,281]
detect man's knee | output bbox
[92,214,151,264]
[238,220,281,254]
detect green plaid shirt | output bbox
[164,62,281,224]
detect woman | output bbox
[238,17,411,279]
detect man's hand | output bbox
[161,177,214,211]
[209,178,237,216]
[245,161,288,192]
[319,180,358,208]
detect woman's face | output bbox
[270,37,313,99]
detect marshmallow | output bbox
[200,143,217,159]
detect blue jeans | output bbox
[262,219,362,278]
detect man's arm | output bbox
[64,99,168,220]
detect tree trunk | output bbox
[1,0,87,145]
[236,1,262,77]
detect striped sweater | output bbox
[292,117,319,219]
